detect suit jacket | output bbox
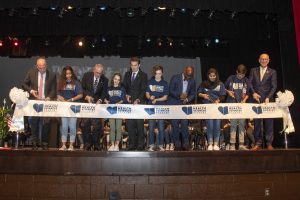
[249,66,277,102]
[123,69,148,103]
[22,68,57,100]
[81,72,108,103]
[168,73,196,105]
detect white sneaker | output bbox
[225,144,230,150]
[158,145,165,151]
[229,144,236,151]
[239,145,249,150]
[68,145,74,151]
[59,145,67,151]
[169,143,175,151]
[114,145,119,151]
[165,144,170,151]
[213,145,220,151]
[207,144,213,151]
[108,145,115,151]
[148,145,155,152]
[79,144,84,150]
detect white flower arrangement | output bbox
[9,87,29,107]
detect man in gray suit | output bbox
[22,57,56,150]
[249,53,277,150]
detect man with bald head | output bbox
[22,57,56,150]
[81,64,108,151]
[168,66,196,150]
[249,53,277,150]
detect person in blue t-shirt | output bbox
[104,72,126,151]
[146,65,169,151]
[57,66,83,151]
[225,64,250,150]
[197,68,226,151]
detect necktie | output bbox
[38,73,44,99]
[131,72,136,82]
[260,68,264,81]
[94,78,98,93]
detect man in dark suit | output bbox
[123,57,148,151]
[249,53,277,150]
[81,64,108,151]
[168,66,196,150]
[22,57,56,150]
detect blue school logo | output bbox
[182,106,193,115]
[70,105,81,113]
[33,103,44,112]
[107,106,118,115]
[218,106,229,115]
[144,108,155,115]
[252,106,263,114]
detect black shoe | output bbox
[136,147,144,151]
[93,145,101,151]
[84,144,91,151]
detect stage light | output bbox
[158,7,167,11]
[78,40,83,47]
[13,39,19,47]
[146,37,151,43]
[67,5,73,10]
[204,39,211,47]
[127,8,134,17]
[99,6,107,11]
[180,8,187,13]
[58,8,65,18]
[169,9,176,18]
[0,40,3,47]
[101,37,106,42]
[157,38,163,47]
[214,38,220,43]
[153,7,159,12]
[208,10,215,20]
[192,9,200,17]
[91,38,97,48]
[44,40,50,46]
[32,8,38,16]
[179,40,185,47]
[167,38,173,47]
[50,6,57,11]
[88,8,95,17]
[230,11,236,20]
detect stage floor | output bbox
[1,148,300,176]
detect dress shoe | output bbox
[93,145,101,151]
[84,144,91,151]
[41,143,48,150]
[267,145,274,150]
[251,145,261,151]
[32,145,39,150]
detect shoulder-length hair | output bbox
[58,66,78,91]
[110,72,122,87]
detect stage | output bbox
[0,149,300,199]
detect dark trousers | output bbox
[171,119,189,149]
[30,117,51,145]
[254,118,274,146]
[81,118,102,148]
[127,119,144,149]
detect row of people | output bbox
[21,53,277,151]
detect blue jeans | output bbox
[61,117,77,143]
[164,128,173,144]
[206,119,221,145]
[148,119,165,146]
[230,119,246,144]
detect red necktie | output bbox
[38,73,44,99]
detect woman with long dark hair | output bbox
[57,66,83,151]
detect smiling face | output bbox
[130,61,140,72]
[113,74,121,86]
[259,54,270,68]
[208,72,217,82]
[65,69,72,81]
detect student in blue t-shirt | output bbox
[104,72,126,151]
[57,66,83,151]
[146,65,169,151]
[197,68,226,151]
[225,64,250,150]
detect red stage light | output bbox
[0,40,3,47]
[13,41,19,46]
